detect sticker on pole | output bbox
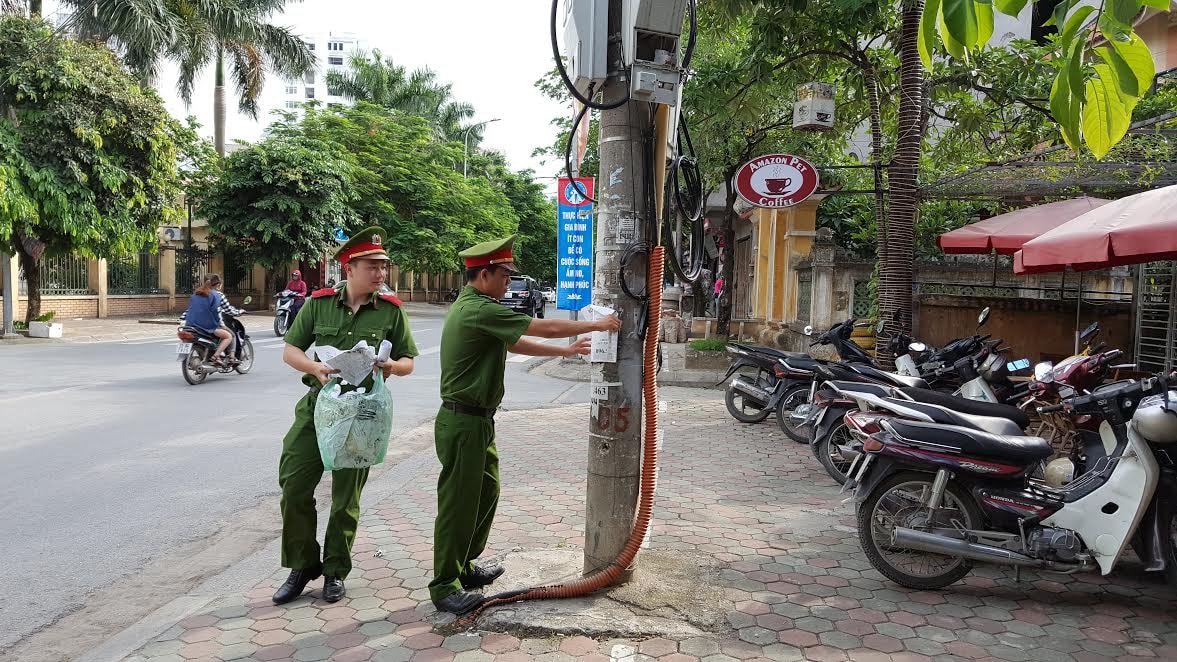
[733,154,820,208]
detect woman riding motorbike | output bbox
[184,274,241,366]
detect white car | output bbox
[541,287,556,303]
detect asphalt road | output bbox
[0,303,593,651]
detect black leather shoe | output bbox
[433,590,484,615]
[461,564,505,590]
[272,568,321,605]
[322,576,346,603]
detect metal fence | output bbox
[173,249,206,295]
[1136,262,1176,373]
[796,270,813,322]
[107,250,164,295]
[18,255,94,295]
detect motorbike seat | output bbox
[780,355,821,372]
[181,325,219,340]
[828,380,896,399]
[851,364,928,389]
[881,397,1023,436]
[898,387,1030,429]
[886,419,1052,465]
[736,343,809,361]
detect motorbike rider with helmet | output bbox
[284,270,308,319]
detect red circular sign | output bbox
[734,154,820,208]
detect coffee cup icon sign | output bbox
[764,177,793,194]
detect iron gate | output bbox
[1135,262,1177,373]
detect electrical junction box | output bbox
[630,60,680,106]
[621,0,688,65]
[793,82,836,131]
[563,0,609,99]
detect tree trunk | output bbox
[879,0,924,346]
[866,67,888,276]
[716,175,737,337]
[214,48,227,157]
[12,230,44,325]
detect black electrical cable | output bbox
[564,89,597,203]
[662,114,705,284]
[550,0,630,111]
[682,0,698,71]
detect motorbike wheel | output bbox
[234,339,255,374]
[274,313,288,337]
[857,471,982,590]
[181,346,208,385]
[775,384,815,443]
[814,420,855,484]
[724,375,773,423]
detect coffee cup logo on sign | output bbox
[734,154,820,209]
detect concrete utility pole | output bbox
[583,0,653,577]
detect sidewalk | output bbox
[0,303,442,345]
[105,401,1177,662]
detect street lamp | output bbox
[463,118,501,179]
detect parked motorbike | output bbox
[273,289,304,337]
[176,298,255,385]
[805,335,1033,484]
[722,343,813,424]
[811,378,1030,484]
[849,374,1177,590]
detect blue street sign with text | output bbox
[556,177,594,310]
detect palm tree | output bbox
[326,49,476,143]
[167,0,314,156]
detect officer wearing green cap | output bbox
[429,235,621,614]
[273,226,419,605]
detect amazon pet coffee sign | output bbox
[734,154,820,208]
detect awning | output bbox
[1014,185,1177,274]
[938,197,1109,255]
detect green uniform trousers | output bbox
[279,389,369,578]
[428,407,500,601]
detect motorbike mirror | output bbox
[977,306,991,327]
[803,325,814,336]
[243,296,253,305]
[1079,321,1099,340]
[1034,361,1054,382]
[909,341,927,353]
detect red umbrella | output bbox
[938,197,1109,255]
[1015,185,1177,274]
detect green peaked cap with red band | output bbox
[334,226,390,265]
[458,235,519,272]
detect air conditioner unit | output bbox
[161,226,184,241]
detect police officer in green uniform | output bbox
[273,226,419,605]
[429,235,621,614]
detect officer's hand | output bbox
[313,362,340,385]
[564,337,592,357]
[593,314,622,333]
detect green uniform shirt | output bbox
[439,285,533,409]
[285,284,419,389]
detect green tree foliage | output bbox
[532,69,600,179]
[325,50,476,143]
[923,0,1171,157]
[198,135,358,270]
[0,16,183,322]
[267,103,518,274]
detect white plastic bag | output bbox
[314,371,392,470]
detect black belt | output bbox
[442,401,496,418]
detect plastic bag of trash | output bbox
[313,370,392,470]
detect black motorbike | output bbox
[176,304,255,386]
[721,343,810,423]
[850,374,1177,591]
